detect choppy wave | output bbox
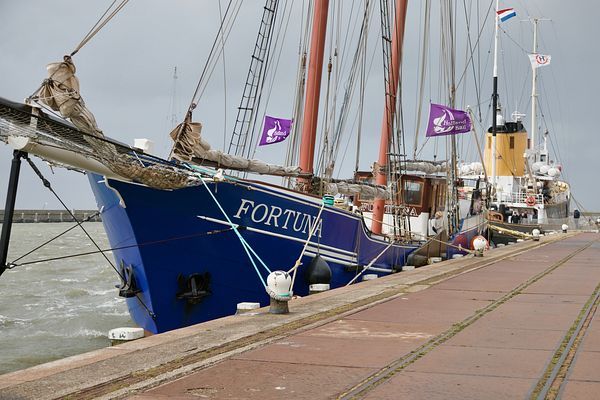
[0,223,132,374]
[0,314,29,328]
[65,328,106,338]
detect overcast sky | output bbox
[0,0,598,212]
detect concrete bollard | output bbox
[236,302,260,315]
[266,271,292,315]
[269,298,289,314]
[472,236,488,257]
[108,327,145,346]
[309,283,330,295]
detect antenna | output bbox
[168,66,179,129]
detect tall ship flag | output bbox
[497,8,516,22]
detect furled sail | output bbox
[38,57,104,138]
[403,160,448,174]
[325,181,390,200]
[169,116,302,176]
[33,57,196,190]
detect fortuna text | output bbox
[233,199,323,238]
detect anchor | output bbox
[115,260,141,298]
[176,272,211,304]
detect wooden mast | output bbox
[371,0,408,234]
[298,0,330,190]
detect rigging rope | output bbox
[10,211,100,265]
[7,227,234,268]
[71,0,131,56]
[22,155,156,319]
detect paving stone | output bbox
[362,371,536,400]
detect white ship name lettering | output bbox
[234,199,323,238]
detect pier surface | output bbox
[0,232,598,399]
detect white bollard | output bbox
[236,302,260,315]
[266,271,292,314]
[108,327,145,346]
[309,283,330,295]
[472,236,488,257]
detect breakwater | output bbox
[0,210,101,223]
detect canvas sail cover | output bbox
[403,161,447,174]
[38,57,104,138]
[33,57,195,190]
[325,182,390,200]
[169,118,302,176]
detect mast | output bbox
[530,18,538,153]
[491,0,499,204]
[298,0,330,189]
[371,0,409,234]
[528,18,549,152]
[446,0,459,236]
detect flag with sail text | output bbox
[259,115,293,146]
[426,103,472,137]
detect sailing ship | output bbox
[481,10,570,245]
[0,1,495,333]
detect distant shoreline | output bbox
[0,210,101,223]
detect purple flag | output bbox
[259,115,293,146]
[426,103,472,137]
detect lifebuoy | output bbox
[525,196,536,206]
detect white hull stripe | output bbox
[198,215,358,258]
[306,245,357,262]
[305,252,394,274]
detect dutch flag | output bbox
[497,8,516,22]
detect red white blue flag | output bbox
[426,103,472,137]
[259,115,293,146]
[497,8,516,22]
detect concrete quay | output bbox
[0,231,598,399]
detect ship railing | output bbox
[496,191,544,205]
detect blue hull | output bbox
[88,174,419,333]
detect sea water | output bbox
[0,222,133,374]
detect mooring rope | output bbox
[346,240,396,286]
[288,202,326,292]
[199,177,271,287]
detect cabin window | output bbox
[509,136,515,149]
[404,181,423,206]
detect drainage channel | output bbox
[531,282,600,400]
[338,237,599,400]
